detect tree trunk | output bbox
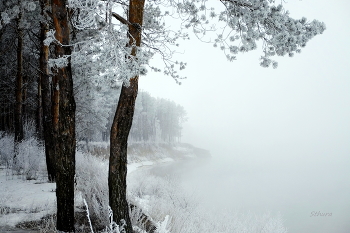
[108,1,145,232]
[37,74,43,139]
[14,13,24,144]
[37,70,43,139]
[109,79,138,232]
[52,0,76,232]
[39,0,56,182]
[22,75,27,121]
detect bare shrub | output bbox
[16,138,45,180]
[0,130,45,180]
[0,133,14,168]
[23,118,37,140]
[75,151,109,228]
[38,215,57,233]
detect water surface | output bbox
[150,149,350,233]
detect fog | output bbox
[163,154,350,233]
[139,0,350,232]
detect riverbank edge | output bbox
[0,142,210,232]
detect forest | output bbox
[0,0,325,232]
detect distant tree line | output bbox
[0,1,39,137]
[76,88,188,144]
[81,89,189,144]
[129,91,187,143]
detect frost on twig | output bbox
[65,0,325,87]
[105,206,121,233]
[0,1,37,27]
[48,55,70,70]
[82,198,123,233]
[43,29,56,46]
[83,199,95,233]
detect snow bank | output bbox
[0,167,56,227]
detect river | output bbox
[147,151,350,233]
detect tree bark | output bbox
[37,71,43,139]
[14,13,24,144]
[22,75,27,121]
[39,0,56,182]
[37,67,43,139]
[108,1,145,232]
[52,0,76,232]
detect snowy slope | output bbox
[0,142,208,231]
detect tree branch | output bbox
[220,0,257,10]
[112,12,142,32]
[111,12,131,26]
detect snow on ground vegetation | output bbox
[0,135,287,233]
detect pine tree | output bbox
[51,0,76,231]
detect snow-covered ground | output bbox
[0,157,174,231]
[0,167,56,229]
[128,158,174,174]
[0,142,195,231]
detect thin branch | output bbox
[111,12,131,26]
[28,62,51,77]
[220,0,258,11]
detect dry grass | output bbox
[84,142,211,163]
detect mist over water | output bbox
[154,144,350,233]
[137,1,350,231]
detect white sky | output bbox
[139,0,350,161]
